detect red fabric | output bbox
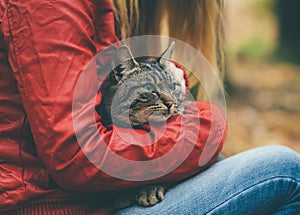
[0,0,227,214]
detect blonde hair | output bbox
[112,0,225,80]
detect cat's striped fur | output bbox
[99,42,185,127]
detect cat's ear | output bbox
[158,41,175,66]
[111,45,139,70]
[110,45,139,83]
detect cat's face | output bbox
[100,43,184,127]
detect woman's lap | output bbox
[115,145,300,215]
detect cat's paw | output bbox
[114,193,135,210]
[136,185,165,207]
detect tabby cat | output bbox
[98,42,185,209]
[99,42,185,128]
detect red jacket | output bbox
[0,0,227,214]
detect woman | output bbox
[0,0,299,214]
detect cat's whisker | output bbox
[183,110,199,115]
[130,107,141,110]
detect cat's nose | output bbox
[165,100,174,109]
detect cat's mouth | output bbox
[129,102,178,125]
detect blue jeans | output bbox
[115,146,300,215]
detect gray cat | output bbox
[99,42,184,128]
[98,42,185,209]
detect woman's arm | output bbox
[4,0,227,191]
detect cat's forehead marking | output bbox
[118,68,143,84]
[115,59,180,91]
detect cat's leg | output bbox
[136,185,165,207]
[113,185,166,209]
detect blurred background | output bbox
[222,0,300,156]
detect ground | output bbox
[222,0,300,156]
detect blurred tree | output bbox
[276,0,300,63]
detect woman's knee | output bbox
[245,145,300,178]
[258,145,299,163]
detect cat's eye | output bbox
[143,84,156,92]
[171,83,178,90]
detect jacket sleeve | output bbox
[3,0,227,191]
